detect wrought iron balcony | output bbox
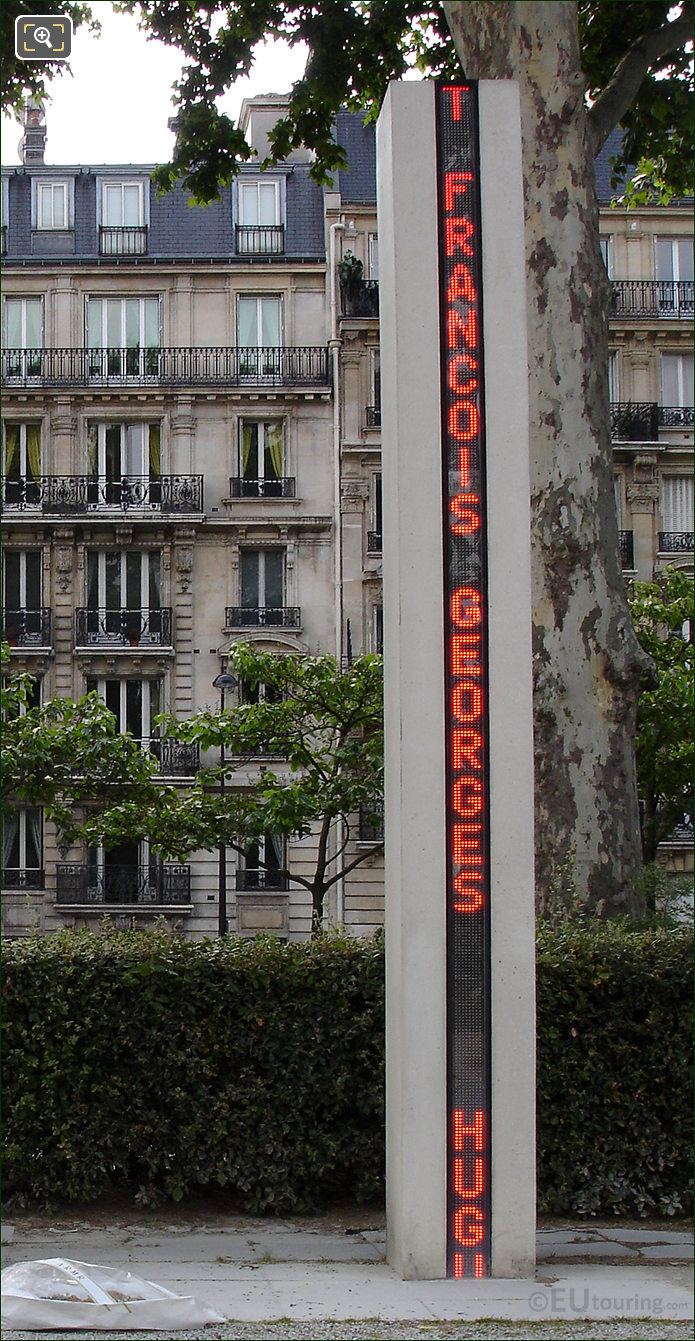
[367,531,382,554]
[658,532,694,553]
[229,476,296,499]
[235,224,285,255]
[658,405,694,429]
[2,608,52,647]
[56,863,191,905]
[365,405,381,427]
[610,402,659,442]
[618,531,634,570]
[3,868,45,890]
[610,280,694,319]
[236,869,289,891]
[359,801,384,843]
[226,606,301,629]
[99,225,148,256]
[75,607,172,648]
[1,346,331,388]
[1,474,203,514]
[341,278,379,319]
[144,738,200,777]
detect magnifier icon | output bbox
[33,26,53,49]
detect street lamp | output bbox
[212,666,238,937]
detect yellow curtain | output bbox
[267,423,283,480]
[149,424,161,476]
[26,425,41,481]
[4,425,19,476]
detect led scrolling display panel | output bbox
[435,83,492,1280]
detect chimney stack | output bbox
[19,98,47,164]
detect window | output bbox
[660,477,694,536]
[86,422,161,507]
[599,236,612,277]
[655,237,694,283]
[240,833,286,889]
[3,423,42,507]
[86,297,160,378]
[84,551,162,645]
[33,179,72,230]
[236,179,284,253]
[100,180,146,227]
[237,296,282,377]
[372,605,383,654]
[4,298,43,377]
[368,233,379,280]
[613,474,623,527]
[372,348,381,409]
[368,473,383,552]
[3,807,43,888]
[3,674,41,716]
[661,354,694,409]
[2,550,46,645]
[238,420,287,495]
[1,176,8,249]
[607,352,618,402]
[240,549,285,612]
[86,677,161,743]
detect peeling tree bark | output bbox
[442,0,653,914]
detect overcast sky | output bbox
[1,2,309,166]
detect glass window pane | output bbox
[240,551,259,607]
[264,551,284,607]
[123,185,141,226]
[25,808,41,868]
[125,424,144,476]
[258,183,277,226]
[124,300,139,348]
[661,356,680,406]
[4,424,20,479]
[106,300,122,348]
[105,552,121,608]
[6,301,22,347]
[148,423,161,477]
[239,183,258,226]
[237,298,258,347]
[86,553,99,607]
[655,238,674,281]
[53,185,66,228]
[38,185,52,228]
[104,680,120,720]
[149,679,161,725]
[25,552,41,609]
[125,680,143,737]
[87,299,102,348]
[682,356,694,406]
[126,553,141,609]
[24,300,42,349]
[260,298,281,347]
[676,239,693,283]
[104,184,122,226]
[105,425,121,479]
[4,810,20,868]
[241,422,258,477]
[4,552,20,607]
[149,552,161,608]
[264,423,283,480]
[144,299,159,347]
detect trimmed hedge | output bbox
[536,922,693,1218]
[2,923,692,1216]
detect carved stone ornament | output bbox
[340,480,369,513]
[175,547,193,592]
[626,483,659,514]
[55,546,73,593]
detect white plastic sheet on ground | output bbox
[1,1257,225,1331]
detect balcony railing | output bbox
[341,278,379,319]
[3,868,45,890]
[365,405,381,427]
[359,801,384,843]
[235,224,285,255]
[144,738,200,777]
[618,531,634,569]
[75,607,173,648]
[236,869,289,891]
[658,532,694,553]
[56,863,191,905]
[99,226,148,256]
[229,476,296,499]
[2,608,52,647]
[367,531,382,554]
[2,346,331,388]
[2,475,203,514]
[610,402,659,442]
[226,606,301,629]
[610,280,694,319]
[658,405,695,429]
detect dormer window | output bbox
[98,180,148,255]
[32,178,73,230]
[236,178,284,255]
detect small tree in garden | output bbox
[79,645,384,931]
[628,570,694,864]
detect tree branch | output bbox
[588,9,693,152]
[322,842,384,891]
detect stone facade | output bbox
[1,107,691,937]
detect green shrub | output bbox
[2,929,385,1211]
[536,922,693,1217]
[2,923,692,1217]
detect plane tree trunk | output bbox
[443,1,652,914]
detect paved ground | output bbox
[1,1213,692,1339]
